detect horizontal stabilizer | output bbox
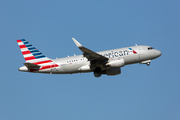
[23,63,40,68]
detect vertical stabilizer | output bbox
[17,39,50,62]
[17,39,58,71]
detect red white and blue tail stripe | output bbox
[17,39,49,62]
[17,39,58,71]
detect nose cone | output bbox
[155,50,162,58]
[157,50,162,57]
[19,66,28,72]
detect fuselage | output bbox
[17,38,161,77]
[19,45,161,74]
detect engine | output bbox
[103,67,121,75]
[78,65,91,72]
[106,58,125,67]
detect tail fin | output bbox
[17,39,59,72]
[17,39,52,64]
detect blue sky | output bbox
[0,0,180,120]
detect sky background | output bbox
[0,0,180,120]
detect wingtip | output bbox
[72,38,83,47]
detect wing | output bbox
[72,38,108,70]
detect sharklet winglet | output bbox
[72,38,83,47]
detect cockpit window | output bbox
[148,47,154,50]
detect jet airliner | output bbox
[17,38,161,77]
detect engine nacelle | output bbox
[78,65,91,72]
[103,67,121,75]
[107,58,125,68]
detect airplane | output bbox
[17,38,161,77]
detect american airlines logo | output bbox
[128,48,137,54]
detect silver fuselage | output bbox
[20,45,160,74]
